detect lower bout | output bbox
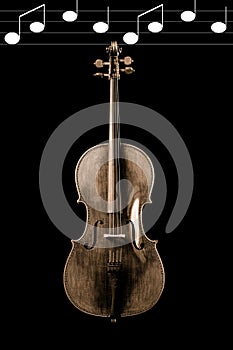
[63,242,165,318]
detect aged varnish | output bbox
[63,41,165,322]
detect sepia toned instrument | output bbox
[63,41,165,322]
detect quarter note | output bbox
[123,4,163,45]
[4,4,45,45]
[93,6,110,33]
[181,0,196,22]
[211,6,227,33]
[63,0,79,22]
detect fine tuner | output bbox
[93,44,135,79]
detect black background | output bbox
[1,0,232,347]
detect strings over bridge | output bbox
[104,233,125,238]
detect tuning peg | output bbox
[120,67,135,75]
[94,59,110,68]
[94,59,104,68]
[93,73,109,78]
[125,67,135,74]
[120,56,134,65]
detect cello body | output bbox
[63,42,165,321]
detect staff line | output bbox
[1,20,233,23]
[1,43,232,46]
[1,31,232,34]
[1,20,232,22]
[0,9,233,12]
[2,5,232,45]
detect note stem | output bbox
[43,4,46,26]
[107,6,110,25]
[136,15,140,38]
[194,0,197,14]
[225,6,227,24]
[161,5,164,27]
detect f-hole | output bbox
[128,220,144,250]
[84,220,104,250]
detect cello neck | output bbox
[108,50,120,208]
[93,41,134,210]
[108,41,120,151]
[109,76,120,159]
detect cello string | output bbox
[114,79,119,233]
[112,79,119,262]
[109,79,114,243]
[116,73,123,262]
[115,77,120,223]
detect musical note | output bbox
[123,4,164,45]
[211,6,227,33]
[93,6,110,33]
[1,4,232,46]
[63,0,79,22]
[181,0,196,22]
[4,4,45,45]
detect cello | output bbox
[63,41,165,322]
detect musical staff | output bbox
[4,4,45,45]
[0,7,232,46]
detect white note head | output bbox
[62,10,78,22]
[4,32,20,45]
[211,22,227,34]
[148,21,163,33]
[181,10,196,22]
[93,22,109,34]
[123,32,138,45]
[30,22,45,33]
